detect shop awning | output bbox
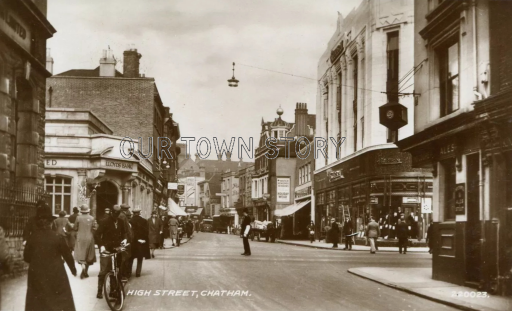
[274,200,311,217]
[191,208,203,216]
[167,200,187,216]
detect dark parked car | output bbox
[201,219,213,232]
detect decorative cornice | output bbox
[340,55,347,71]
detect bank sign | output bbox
[100,159,137,172]
[276,177,290,203]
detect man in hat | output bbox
[95,204,128,299]
[100,207,111,222]
[119,204,133,279]
[240,208,252,256]
[129,207,150,277]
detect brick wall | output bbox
[47,77,155,154]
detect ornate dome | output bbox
[276,106,284,116]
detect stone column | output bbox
[340,55,348,158]
[122,185,130,205]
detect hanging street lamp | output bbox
[227,62,239,87]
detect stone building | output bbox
[396,0,512,294]
[46,48,180,211]
[0,0,55,274]
[235,164,255,220]
[314,0,433,239]
[44,108,155,219]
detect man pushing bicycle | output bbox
[95,204,128,299]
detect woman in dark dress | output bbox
[330,219,340,248]
[24,206,77,311]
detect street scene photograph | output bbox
[1,0,512,310]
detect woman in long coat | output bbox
[330,219,340,248]
[148,211,162,258]
[24,207,77,311]
[73,205,96,278]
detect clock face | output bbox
[386,110,394,119]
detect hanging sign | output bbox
[421,198,432,213]
[454,183,465,215]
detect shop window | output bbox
[438,38,460,117]
[442,159,457,220]
[45,176,72,215]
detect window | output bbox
[337,71,342,137]
[442,159,457,220]
[439,39,459,117]
[387,32,399,100]
[353,54,358,152]
[45,176,72,215]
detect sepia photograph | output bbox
[0,0,511,310]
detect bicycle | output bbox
[100,244,129,311]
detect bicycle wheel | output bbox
[103,271,125,311]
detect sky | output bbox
[47,0,363,161]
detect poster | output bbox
[276,177,290,203]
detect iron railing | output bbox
[0,182,48,238]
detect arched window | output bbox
[45,176,73,215]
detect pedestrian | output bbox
[74,204,96,278]
[129,207,150,277]
[94,204,128,299]
[168,215,179,246]
[396,214,409,254]
[53,210,71,249]
[307,221,315,243]
[426,222,434,254]
[148,211,162,258]
[266,221,275,242]
[240,208,252,256]
[160,215,168,249]
[343,216,354,250]
[23,199,52,246]
[24,204,77,311]
[101,207,111,222]
[0,226,12,276]
[365,217,380,254]
[330,218,340,248]
[187,219,194,238]
[118,205,133,279]
[67,207,79,251]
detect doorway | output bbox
[466,153,481,283]
[96,181,119,220]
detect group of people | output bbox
[20,200,197,311]
[307,213,434,255]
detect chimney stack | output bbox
[99,48,116,77]
[123,48,142,78]
[295,103,308,137]
[46,48,54,74]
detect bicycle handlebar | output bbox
[100,243,130,257]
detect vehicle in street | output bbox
[101,244,129,311]
[250,220,273,242]
[212,215,230,233]
[201,219,213,232]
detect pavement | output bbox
[348,267,511,311]
[277,239,430,253]
[0,236,193,311]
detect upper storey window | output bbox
[438,39,459,117]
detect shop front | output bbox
[314,147,433,241]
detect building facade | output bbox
[44,108,155,218]
[235,164,255,220]
[220,169,239,224]
[396,0,512,295]
[0,0,55,274]
[46,48,179,211]
[314,0,433,240]
[252,104,315,225]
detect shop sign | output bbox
[102,159,135,171]
[402,197,420,204]
[454,183,465,215]
[0,5,31,53]
[177,184,185,195]
[168,182,178,190]
[45,159,58,166]
[370,197,378,204]
[276,177,290,203]
[210,198,220,204]
[439,142,457,159]
[421,198,432,213]
[327,169,344,182]
[295,186,311,199]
